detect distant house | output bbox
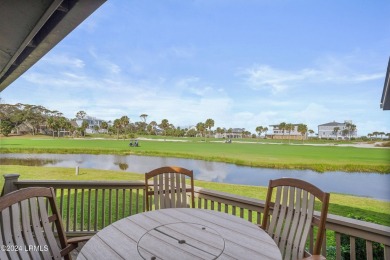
[215,128,246,139]
[267,124,305,140]
[75,116,107,134]
[318,120,357,139]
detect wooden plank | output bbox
[136,188,140,213]
[20,199,41,259]
[94,189,98,231]
[350,236,356,260]
[336,232,341,260]
[101,189,105,227]
[10,203,30,259]
[138,230,205,260]
[108,189,112,224]
[98,226,142,259]
[1,207,20,259]
[279,186,295,257]
[274,186,289,248]
[79,235,135,260]
[115,189,119,221]
[81,188,85,231]
[285,187,302,259]
[164,172,170,208]
[73,188,78,232]
[66,188,70,232]
[384,245,390,260]
[87,188,91,231]
[268,186,282,237]
[366,240,373,260]
[175,172,182,207]
[59,188,64,217]
[129,189,133,215]
[298,193,315,258]
[293,190,309,260]
[170,172,176,207]
[122,189,126,218]
[37,197,62,259]
[29,198,52,259]
[180,173,187,207]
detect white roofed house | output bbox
[267,124,305,140]
[318,120,357,140]
[75,116,107,134]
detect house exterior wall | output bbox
[75,116,107,134]
[268,124,307,140]
[318,121,357,139]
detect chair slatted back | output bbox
[261,178,330,260]
[145,166,195,211]
[0,187,68,260]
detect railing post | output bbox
[2,174,20,195]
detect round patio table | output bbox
[77,208,282,260]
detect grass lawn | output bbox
[1,165,389,227]
[1,136,389,173]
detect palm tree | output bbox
[159,119,169,140]
[285,123,294,143]
[101,121,108,133]
[255,126,264,138]
[46,116,57,137]
[263,127,268,138]
[120,116,130,139]
[308,129,314,137]
[297,124,308,143]
[196,122,205,138]
[278,122,286,141]
[140,114,148,123]
[81,120,89,137]
[75,110,86,119]
[205,118,215,138]
[113,119,121,139]
[333,127,340,140]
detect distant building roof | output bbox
[380,57,390,110]
[269,124,300,127]
[318,121,345,127]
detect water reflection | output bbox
[1,153,389,201]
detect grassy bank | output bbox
[1,165,389,226]
[1,137,389,173]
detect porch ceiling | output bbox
[0,0,106,92]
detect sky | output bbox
[1,0,390,135]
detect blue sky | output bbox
[1,0,390,135]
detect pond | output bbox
[1,153,389,201]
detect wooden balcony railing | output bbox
[2,174,390,260]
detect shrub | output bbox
[340,214,384,260]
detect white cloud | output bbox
[241,58,383,95]
[41,54,85,68]
[241,65,319,94]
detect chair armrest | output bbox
[67,236,92,244]
[302,255,326,260]
[61,236,92,256]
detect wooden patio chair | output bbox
[261,178,330,260]
[0,187,90,260]
[145,166,195,211]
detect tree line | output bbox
[0,103,247,138]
